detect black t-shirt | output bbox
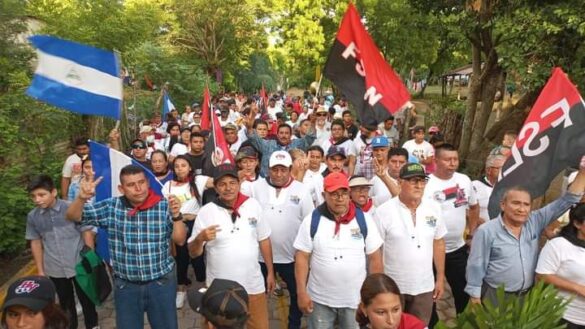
[346,124,359,140]
[185,153,205,175]
[134,158,152,171]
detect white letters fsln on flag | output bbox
[26,35,122,120]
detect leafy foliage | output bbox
[435,281,568,329]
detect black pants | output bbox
[260,262,302,329]
[429,245,469,328]
[50,276,98,329]
[175,220,206,284]
[562,319,585,329]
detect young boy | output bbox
[26,175,98,329]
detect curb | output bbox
[0,260,37,308]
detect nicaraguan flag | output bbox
[89,141,162,200]
[162,91,176,121]
[26,35,122,120]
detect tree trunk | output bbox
[459,39,482,160]
[468,64,502,156]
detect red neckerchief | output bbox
[333,202,356,236]
[359,199,373,212]
[128,189,162,216]
[213,193,249,223]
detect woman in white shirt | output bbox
[162,155,205,309]
[536,203,585,329]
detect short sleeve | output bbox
[25,213,41,240]
[293,214,313,253]
[535,239,562,275]
[434,211,448,239]
[345,140,356,156]
[62,155,77,177]
[373,206,388,241]
[189,207,207,244]
[364,215,384,255]
[466,176,478,206]
[426,143,435,157]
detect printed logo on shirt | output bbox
[432,184,468,208]
[289,195,300,205]
[248,217,258,227]
[425,216,438,227]
[350,228,363,240]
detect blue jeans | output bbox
[113,268,178,329]
[309,302,358,329]
[260,262,302,329]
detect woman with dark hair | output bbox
[162,155,211,309]
[169,128,191,162]
[151,150,173,185]
[357,273,427,329]
[536,203,585,329]
[2,276,68,329]
[163,122,181,153]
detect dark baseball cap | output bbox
[399,162,428,179]
[326,146,347,159]
[2,276,56,312]
[188,279,249,328]
[235,146,258,162]
[213,163,239,182]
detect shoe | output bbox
[176,291,186,309]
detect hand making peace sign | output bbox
[78,170,103,200]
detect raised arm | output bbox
[65,171,103,222]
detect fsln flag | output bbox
[487,67,585,219]
[162,91,176,122]
[89,141,163,201]
[200,85,211,131]
[26,35,122,120]
[202,104,235,171]
[324,4,411,125]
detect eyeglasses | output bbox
[327,191,350,200]
[405,178,428,185]
[131,144,147,149]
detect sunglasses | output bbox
[132,144,147,149]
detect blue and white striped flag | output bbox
[89,141,162,200]
[162,91,175,121]
[26,35,123,120]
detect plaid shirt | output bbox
[81,197,174,282]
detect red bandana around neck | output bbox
[334,202,356,236]
[128,189,162,216]
[359,199,373,212]
[213,192,250,221]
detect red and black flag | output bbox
[488,67,585,219]
[259,82,269,114]
[324,3,411,125]
[200,85,211,131]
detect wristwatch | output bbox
[172,213,183,222]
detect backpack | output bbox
[310,207,368,241]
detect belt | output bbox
[508,287,531,296]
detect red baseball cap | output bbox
[324,172,349,192]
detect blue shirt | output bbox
[247,132,316,177]
[81,197,174,282]
[465,192,582,298]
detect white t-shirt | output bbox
[267,106,282,120]
[536,238,585,325]
[314,123,332,146]
[62,153,82,178]
[374,197,447,295]
[402,139,434,163]
[423,172,477,253]
[303,166,327,206]
[170,143,189,157]
[293,210,383,308]
[250,179,314,263]
[369,174,397,207]
[161,176,208,215]
[320,139,356,159]
[471,178,494,222]
[189,197,270,295]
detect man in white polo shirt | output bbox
[188,164,275,329]
[374,163,446,325]
[250,151,314,329]
[294,172,383,329]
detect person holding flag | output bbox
[65,165,187,329]
[466,156,585,306]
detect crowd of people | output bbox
[3,91,585,329]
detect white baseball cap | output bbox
[269,151,292,168]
